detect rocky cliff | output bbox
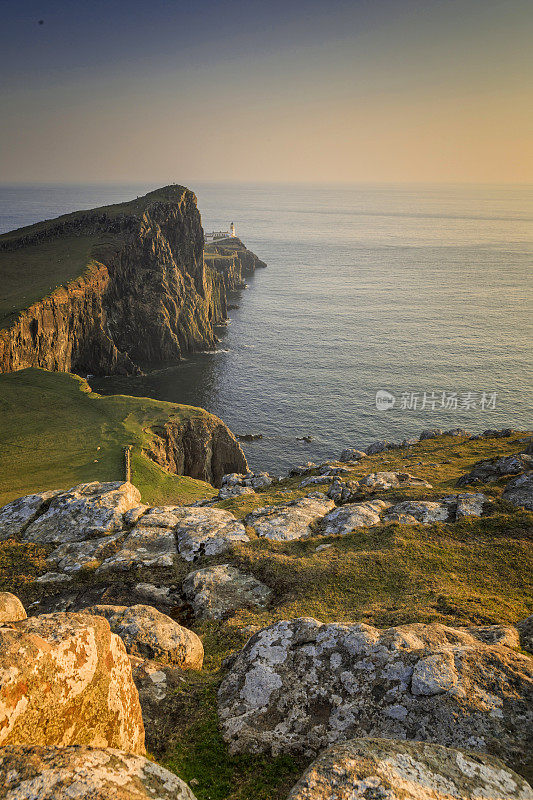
[0,186,265,376]
[204,236,267,292]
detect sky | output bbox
[0,0,532,184]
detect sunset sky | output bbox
[1,0,531,184]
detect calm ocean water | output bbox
[1,183,532,473]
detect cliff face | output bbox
[204,236,267,292]
[0,187,265,376]
[146,413,248,487]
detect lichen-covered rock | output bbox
[0,491,60,541]
[420,429,444,440]
[0,611,145,753]
[129,656,189,753]
[97,527,178,573]
[358,472,432,490]
[217,617,533,776]
[218,484,255,499]
[503,473,533,511]
[366,440,389,455]
[83,604,203,668]
[183,564,272,620]
[134,506,183,528]
[172,507,249,561]
[0,745,197,799]
[384,500,452,523]
[320,500,391,536]
[0,592,26,623]
[22,482,141,544]
[46,532,125,573]
[457,454,533,486]
[245,496,335,541]
[286,738,533,800]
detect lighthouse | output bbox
[230,221,236,238]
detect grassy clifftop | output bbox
[0,368,217,507]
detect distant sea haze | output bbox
[1,182,531,474]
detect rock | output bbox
[503,473,533,511]
[457,454,533,486]
[420,429,444,440]
[134,583,175,607]
[46,532,125,573]
[455,492,488,519]
[171,507,249,561]
[517,615,533,654]
[339,448,366,462]
[35,571,73,584]
[327,479,361,505]
[0,592,26,622]
[384,500,453,523]
[358,471,432,490]
[134,506,183,528]
[365,440,389,455]
[22,482,141,544]
[183,564,272,620]
[0,491,60,541]
[83,604,203,668]
[465,623,521,649]
[320,500,391,535]
[237,433,263,441]
[299,475,334,488]
[286,738,533,800]
[222,473,246,486]
[97,527,178,572]
[245,496,335,541]
[217,617,533,775]
[218,484,255,499]
[0,611,145,753]
[123,505,149,525]
[0,745,197,799]
[383,512,419,524]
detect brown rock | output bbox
[0,592,26,623]
[0,611,145,753]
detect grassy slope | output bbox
[0,368,216,508]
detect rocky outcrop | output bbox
[146,412,247,486]
[183,564,272,620]
[84,604,204,668]
[245,496,335,541]
[217,617,533,776]
[0,746,197,800]
[287,738,533,800]
[204,236,266,292]
[0,186,265,377]
[0,611,145,753]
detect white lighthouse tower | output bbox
[230,221,236,238]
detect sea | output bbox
[1,182,532,474]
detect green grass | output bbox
[0,368,216,507]
[0,236,109,329]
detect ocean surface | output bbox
[1,183,532,474]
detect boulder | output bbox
[0,591,26,623]
[46,532,125,573]
[83,604,203,668]
[420,429,443,440]
[245,496,335,541]
[217,617,533,776]
[172,507,249,561]
[327,479,361,505]
[299,475,334,488]
[339,448,366,462]
[134,506,184,528]
[457,455,532,486]
[22,482,141,544]
[0,611,145,753]
[0,491,60,541]
[358,471,432,490]
[129,656,188,753]
[320,500,391,536]
[286,738,533,800]
[365,440,389,455]
[503,473,533,511]
[218,484,255,499]
[384,499,453,523]
[183,564,272,619]
[97,527,178,573]
[0,745,197,800]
